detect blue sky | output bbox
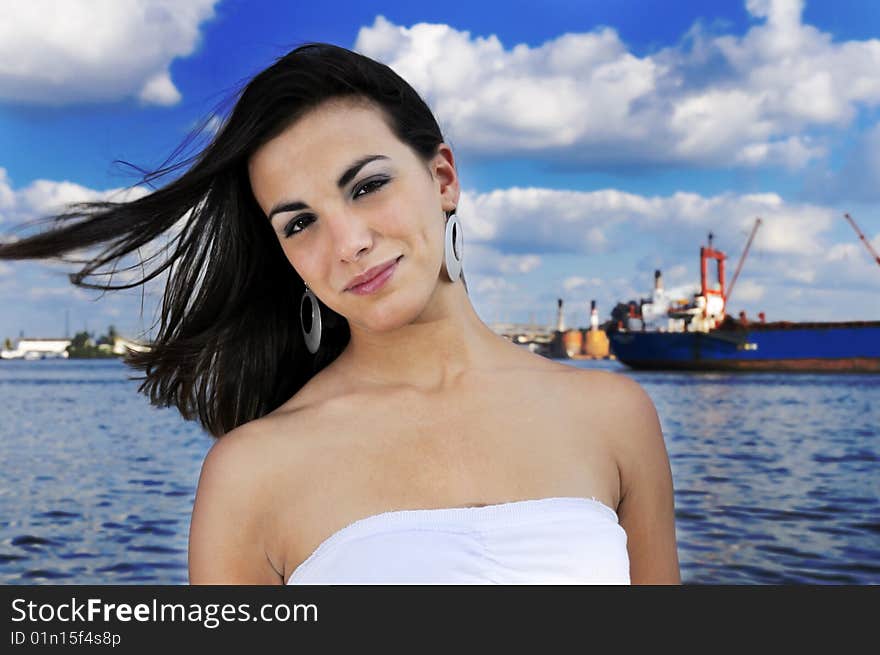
[1,0,879,342]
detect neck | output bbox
[334,279,508,393]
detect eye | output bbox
[280,177,389,239]
[354,176,389,198]
[283,214,315,238]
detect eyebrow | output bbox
[267,154,390,222]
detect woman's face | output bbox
[248,98,459,332]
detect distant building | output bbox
[1,338,71,360]
[0,335,151,359]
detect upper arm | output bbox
[188,429,283,585]
[604,373,681,584]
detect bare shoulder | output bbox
[560,368,652,491]
[188,420,292,585]
[569,368,669,496]
[565,368,662,453]
[567,366,653,411]
[569,368,681,584]
[200,420,277,483]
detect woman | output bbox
[0,43,680,585]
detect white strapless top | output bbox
[286,496,630,585]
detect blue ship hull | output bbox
[608,320,880,372]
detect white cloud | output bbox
[0,168,157,289]
[665,264,690,281]
[459,187,615,254]
[4,171,865,293]
[818,230,880,289]
[27,285,91,301]
[18,180,146,216]
[729,278,766,302]
[0,0,218,106]
[462,181,880,321]
[563,276,603,292]
[459,185,834,257]
[498,254,542,274]
[138,70,182,106]
[355,0,880,169]
[0,170,149,223]
[3,170,875,333]
[820,121,880,202]
[0,168,16,211]
[825,242,861,263]
[0,172,172,340]
[734,136,823,169]
[461,242,543,276]
[455,182,878,324]
[782,268,816,284]
[474,275,519,294]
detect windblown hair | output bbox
[0,42,464,438]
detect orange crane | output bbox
[725,216,762,308]
[844,213,880,269]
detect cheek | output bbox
[400,213,439,263]
[391,176,441,238]
[372,201,421,252]
[422,211,445,260]
[278,240,322,283]
[389,197,442,257]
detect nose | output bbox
[328,208,374,263]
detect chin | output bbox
[356,295,427,332]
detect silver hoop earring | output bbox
[442,212,463,282]
[300,285,322,354]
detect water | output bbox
[569,359,880,584]
[0,359,210,584]
[0,358,877,584]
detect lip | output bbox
[345,256,402,294]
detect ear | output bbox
[431,143,460,214]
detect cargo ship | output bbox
[607,215,880,372]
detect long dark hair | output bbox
[0,42,464,438]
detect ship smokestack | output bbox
[556,298,565,332]
[654,269,663,292]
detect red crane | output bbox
[844,213,880,269]
[726,217,762,308]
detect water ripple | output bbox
[1,358,878,584]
